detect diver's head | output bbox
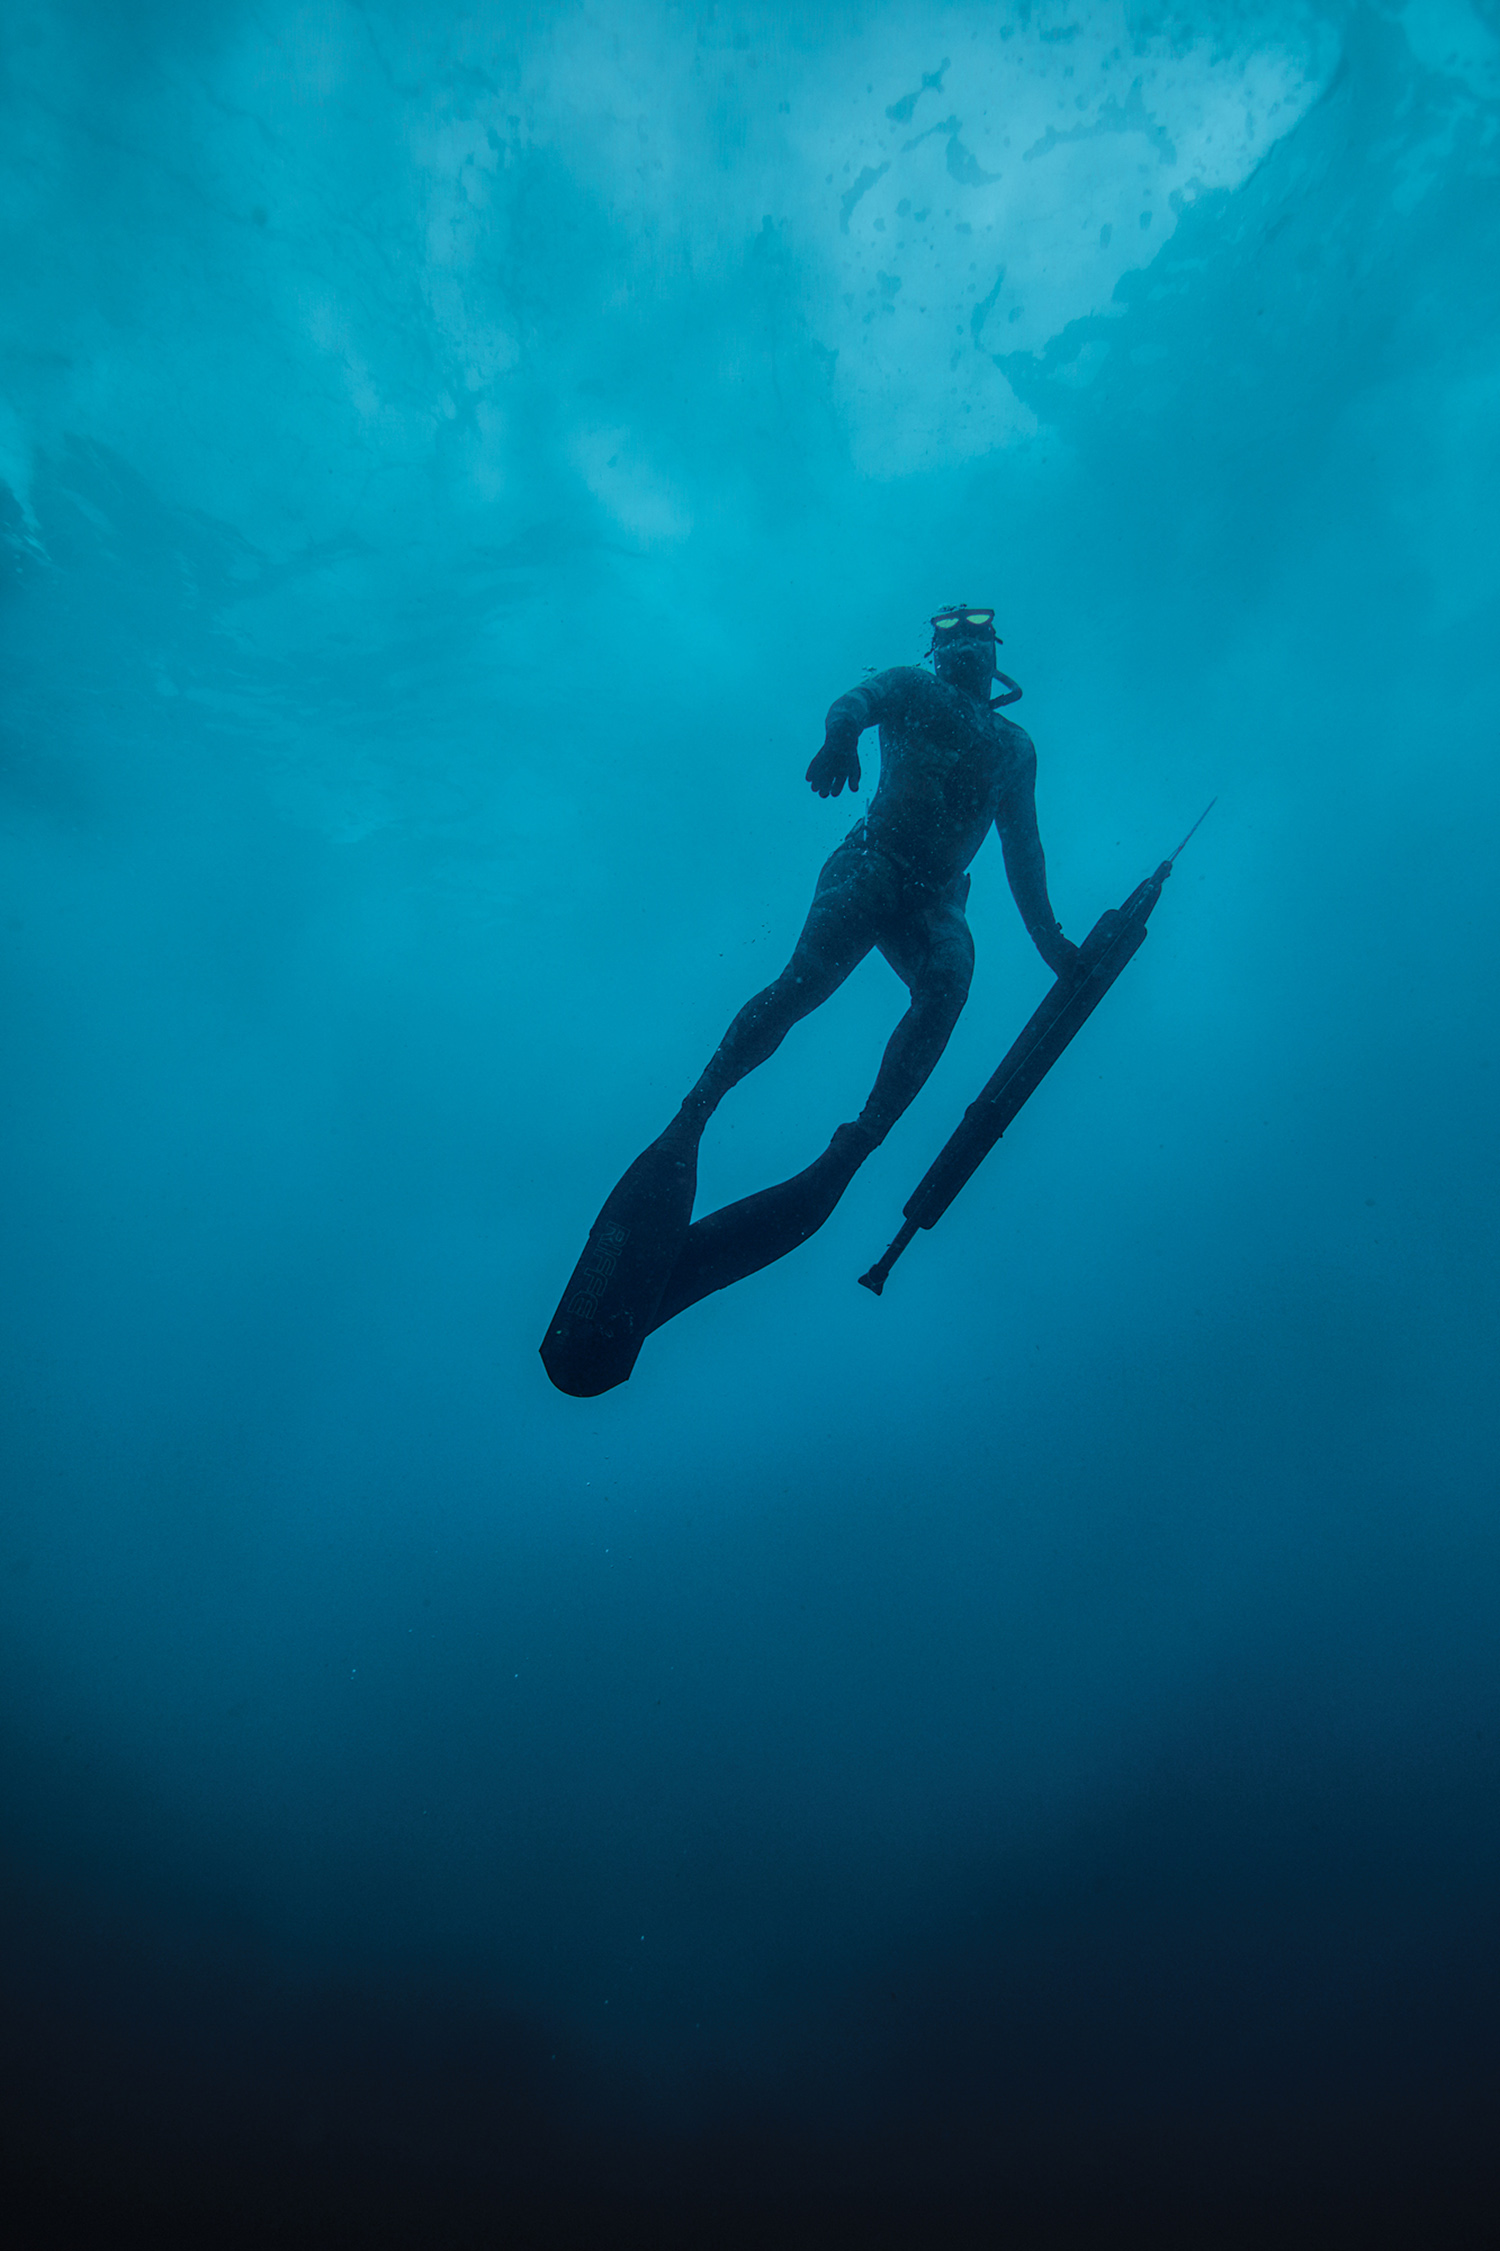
[929,603,998,696]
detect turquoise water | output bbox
[2,5,1498,2242]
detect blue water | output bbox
[3,5,1498,2242]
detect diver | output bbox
[542,603,1079,1395]
[681,602,1078,1167]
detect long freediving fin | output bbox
[540,1106,705,1396]
[649,1122,874,1333]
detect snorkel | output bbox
[928,604,1023,707]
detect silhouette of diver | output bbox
[542,604,1078,1396]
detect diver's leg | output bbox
[686,844,888,1116]
[858,898,976,1142]
[545,848,898,1391]
[645,868,958,1333]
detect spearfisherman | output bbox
[680,602,1078,1180]
[541,602,1079,1396]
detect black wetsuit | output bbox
[691,664,1070,1144]
[540,657,1076,1392]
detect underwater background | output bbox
[2,2,1498,2243]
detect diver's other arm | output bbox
[996,753,1079,977]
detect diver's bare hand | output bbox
[1042,931,1081,979]
[806,734,861,798]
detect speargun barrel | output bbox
[858,802,1213,1296]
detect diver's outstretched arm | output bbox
[805,667,916,800]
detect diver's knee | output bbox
[938,937,975,1006]
[923,947,973,1001]
[915,971,971,1034]
[779,956,838,1015]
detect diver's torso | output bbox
[853,667,1027,886]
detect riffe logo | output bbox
[566,1220,629,1323]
